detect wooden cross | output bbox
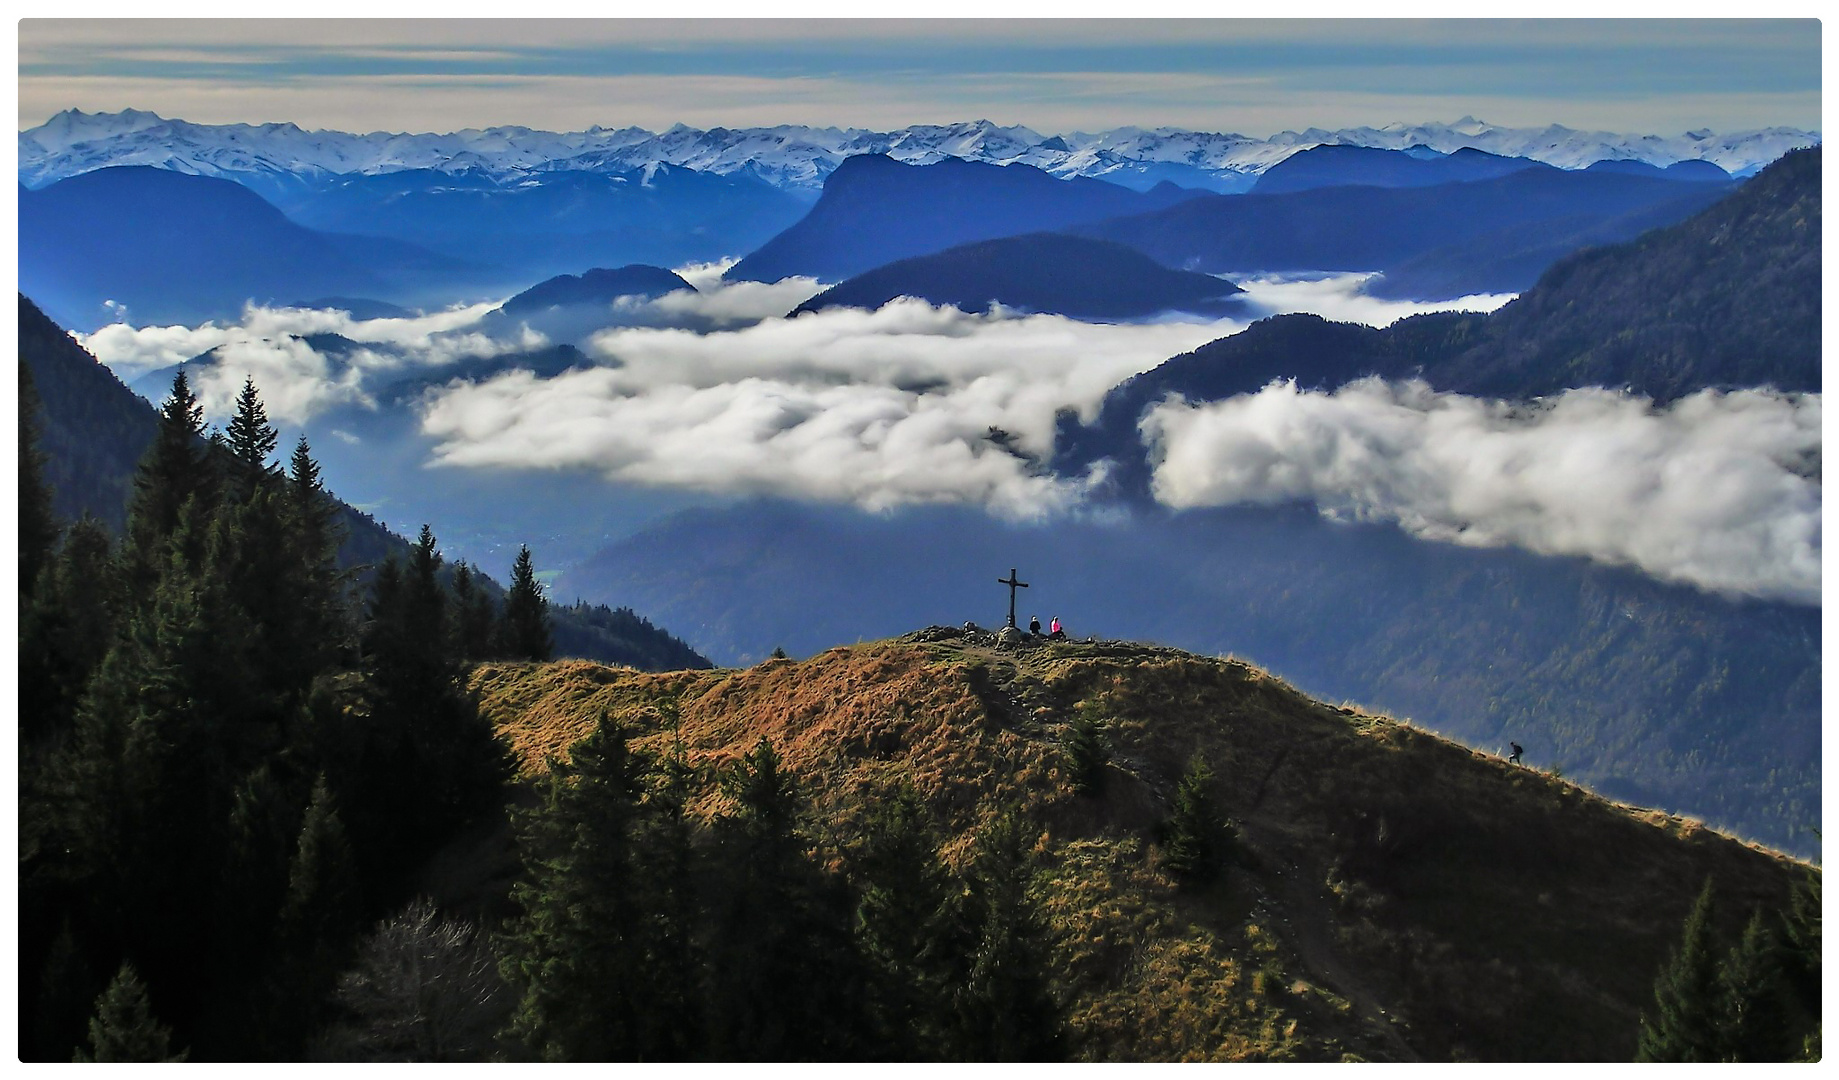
[998,567,1029,628]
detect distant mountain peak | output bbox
[19,110,1820,195]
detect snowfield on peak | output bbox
[19,110,1820,194]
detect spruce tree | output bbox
[19,515,119,745]
[354,527,512,880]
[124,371,212,600]
[271,774,361,1054]
[224,375,280,499]
[1637,878,1724,1061]
[1162,754,1224,886]
[283,434,350,669]
[19,362,60,601]
[851,785,963,1058]
[501,716,673,1061]
[1063,711,1111,797]
[706,738,869,1060]
[500,545,553,661]
[1780,866,1821,1020]
[1718,908,1794,1061]
[952,809,1063,1062]
[449,562,495,662]
[74,964,186,1062]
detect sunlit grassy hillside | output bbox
[469,631,1812,1062]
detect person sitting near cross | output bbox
[1029,615,1041,635]
[1049,615,1065,640]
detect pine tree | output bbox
[1718,908,1795,1061]
[500,545,553,661]
[449,562,495,662]
[705,738,869,1060]
[73,964,187,1062]
[1637,878,1724,1061]
[19,515,119,745]
[1162,754,1224,886]
[851,785,964,1058]
[224,376,280,499]
[353,527,512,881]
[19,362,60,602]
[500,716,696,1061]
[1780,866,1820,1020]
[1063,711,1111,797]
[952,809,1063,1062]
[124,371,212,600]
[282,774,359,946]
[270,774,361,1053]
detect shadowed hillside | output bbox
[469,631,1814,1062]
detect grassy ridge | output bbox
[470,633,1810,1062]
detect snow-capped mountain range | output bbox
[19,109,1820,195]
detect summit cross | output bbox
[998,567,1030,629]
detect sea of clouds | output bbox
[74,270,1818,602]
[1143,378,1821,604]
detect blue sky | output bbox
[16,18,1823,136]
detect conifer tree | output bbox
[952,809,1063,1062]
[282,774,359,951]
[224,375,280,499]
[449,562,495,662]
[1718,908,1794,1061]
[19,515,119,745]
[74,964,186,1062]
[500,716,687,1061]
[500,545,553,661]
[354,527,512,877]
[19,362,60,601]
[1780,866,1821,1019]
[1162,754,1224,886]
[706,738,869,1060]
[124,371,212,599]
[1637,878,1724,1061]
[851,785,964,1058]
[1063,711,1111,797]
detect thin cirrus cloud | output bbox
[1141,378,1822,605]
[17,18,1820,133]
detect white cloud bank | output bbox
[1142,379,1821,604]
[1234,273,1515,326]
[419,299,1236,518]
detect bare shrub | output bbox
[313,898,510,1062]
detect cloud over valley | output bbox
[1143,379,1821,604]
[70,273,1821,603]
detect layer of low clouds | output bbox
[419,299,1237,518]
[1142,378,1821,604]
[76,299,529,422]
[18,18,1820,134]
[1236,274,1514,326]
[73,269,1819,601]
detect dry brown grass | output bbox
[468,633,1815,1062]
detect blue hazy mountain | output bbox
[1057,147,1821,498]
[270,164,807,286]
[1249,144,1555,194]
[728,154,1206,283]
[791,233,1245,319]
[1584,157,1734,182]
[18,166,480,330]
[1076,167,1733,298]
[484,264,697,342]
[498,265,695,315]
